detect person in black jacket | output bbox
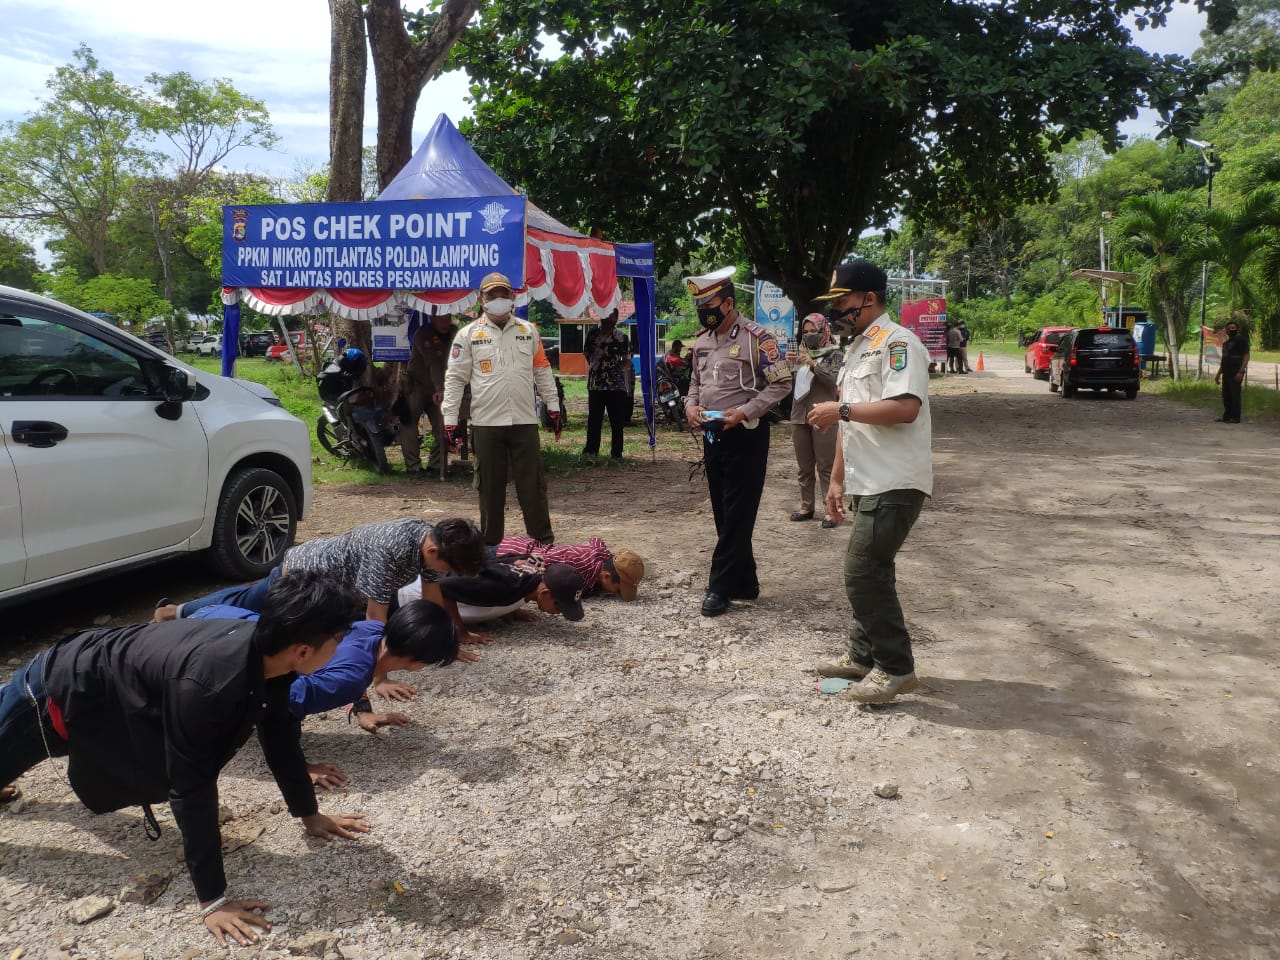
[0,571,370,948]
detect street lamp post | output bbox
[1188,139,1217,379]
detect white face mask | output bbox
[484,297,513,317]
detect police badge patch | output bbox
[888,341,909,371]
[451,344,462,360]
[479,359,494,374]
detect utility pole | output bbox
[1187,139,1218,379]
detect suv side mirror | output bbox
[156,366,196,420]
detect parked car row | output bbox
[1025,325,1141,400]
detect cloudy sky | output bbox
[0,0,1210,179]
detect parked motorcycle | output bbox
[655,358,690,427]
[315,348,397,474]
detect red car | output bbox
[266,330,306,362]
[1024,326,1074,380]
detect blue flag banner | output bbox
[222,197,527,290]
[614,242,656,280]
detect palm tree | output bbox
[1236,160,1280,349]
[1114,191,1200,379]
[1190,203,1265,316]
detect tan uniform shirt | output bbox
[837,313,933,496]
[687,314,792,423]
[442,315,556,427]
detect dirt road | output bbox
[2,355,1277,959]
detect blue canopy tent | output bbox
[220,114,657,444]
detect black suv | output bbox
[240,331,276,357]
[1049,327,1140,399]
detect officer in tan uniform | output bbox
[684,267,792,616]
[442,272,558,546]
[807,260,933,704]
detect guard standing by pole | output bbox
[684,267,792,617]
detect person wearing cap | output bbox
[441,272,559,546]
[683,266,793,617]
[807,260,933,704]
[494,533,644,600]
[582,307,633,461]
[398,559,586,624]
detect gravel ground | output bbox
[2,353,1278,959]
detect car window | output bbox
[1044,331,1066,346]
[1028,332,1041,345]
[1079,331,1132,348]
[0,313,156,399]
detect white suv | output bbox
[195,334,223,356]
[0,286,313,604]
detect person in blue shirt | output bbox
[190,599,458,790]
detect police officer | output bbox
[808,260,933,704]
[442,272,558,546]
[684,267,792,617]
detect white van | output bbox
[0,285,313,604]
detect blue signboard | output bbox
[754,279,795,356]
[222,197,527,290]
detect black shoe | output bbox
[790,511,815,522]
[734,586,760,601]
[701,592,729,617]
[820,518,839,529]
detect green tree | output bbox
[1195,0,1280,79]
[454,0,1235,307]
[40,269,172,326]
[1114,191,1201,376]
[0,45,154,274]
[0,231,41,290]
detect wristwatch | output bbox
[838,402,851,422]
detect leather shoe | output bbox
[701,592,729,617]
[820,518,839,529]
[789,511,814,522]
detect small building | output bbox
[555,300,667,375]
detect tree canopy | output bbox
[454,0,1237,307]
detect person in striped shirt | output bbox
[495,535,644,600]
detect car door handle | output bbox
[11,420,69,448]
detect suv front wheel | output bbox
[210,467,298,579]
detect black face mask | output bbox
[697,304,724,330]
[828,297,872,335]
[1226,328,1239,338]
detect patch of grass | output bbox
[1145,376,1280,422]
[188,356,691,485]
[971,339,1025,359]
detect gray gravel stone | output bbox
[873,781,899,799]
[68,895,115,924]
[1044,874,1068,892]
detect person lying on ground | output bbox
[188,599,459,789]
[494,534,645,600]
[397,558,586,626]
[155,518,490,690]
[0,570,369,948]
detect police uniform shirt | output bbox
[441,315,557,426]
[687,315,792,422]
[837,314,933,497]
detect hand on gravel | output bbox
[463,629,492,645]
[307,762,350,790]
[203,899,270,947]
[356,711,411,734]
[302,812,369,841]
[373,679,418,702]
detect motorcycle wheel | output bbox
[317,416,349,458]
[364,426,389,474]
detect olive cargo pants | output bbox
[471,423,554,546]
[844,489,926,676]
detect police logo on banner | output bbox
[481,201,510,235]
[888,341,909,371]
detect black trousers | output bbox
[704,422,770,598]
[584,389,629,457]
[1221,368,1243,421]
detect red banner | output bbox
[900,298,948,364]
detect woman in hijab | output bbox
[787,312,843,528]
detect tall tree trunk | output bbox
[367,0,482,191]
[328,0,368,204]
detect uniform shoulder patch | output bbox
[740,319,767,338]
[888,340,909,371]
[759,337,781,363]
[450,343,462,360]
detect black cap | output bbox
[543,563,585,621]
[816,260,888,301]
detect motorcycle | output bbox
[315,348,398,474]
[655,358,690,427]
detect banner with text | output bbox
[899,298,948,364]
[754,279,795,354]
[222,197,527,290]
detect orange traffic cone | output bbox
[975,351,985,372]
